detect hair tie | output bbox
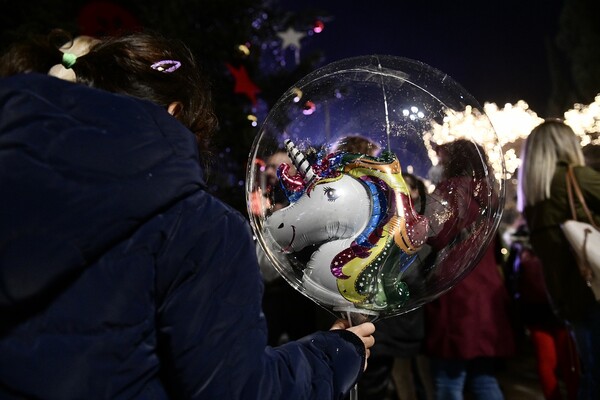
[62,53,77,69]
[151,60,181,73]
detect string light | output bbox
[564,94,600,146]
[424,95,600,180]
[292,87,303,103]
[247,114,258,127]
[237,44,251,57]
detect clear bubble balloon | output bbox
[247,55,505,323]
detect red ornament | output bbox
[313,20,325,34]
[226,63,261,105]
[303,100,316,115]
[77,1,141,37]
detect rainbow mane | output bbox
[276,141,428,311]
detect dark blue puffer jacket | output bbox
[0,74,365,399]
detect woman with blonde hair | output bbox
[519,119,600,399]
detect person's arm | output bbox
[155,193,371,399]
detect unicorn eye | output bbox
[323,186,339,202]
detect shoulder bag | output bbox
[560,165,600,301]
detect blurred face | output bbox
[265,151,295,187]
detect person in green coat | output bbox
[519,119,600,400]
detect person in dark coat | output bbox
[424,236,515,400]
[505,218,580,400]
[0,31,375,399]
[423,140,514,400]
[519,119,600,400]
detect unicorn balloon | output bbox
[265,140,429,316]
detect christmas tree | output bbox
[0,0,331,212]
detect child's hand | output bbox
[330,319,376,370]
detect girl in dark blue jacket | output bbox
[0,31,374,399]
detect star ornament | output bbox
[226,63,260,105]
[277,27,306,50]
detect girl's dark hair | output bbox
[0,30,71,75]
[0,30,218,158]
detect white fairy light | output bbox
[564,94,600,146]
[421,95,599,219]
[424,95,600,179]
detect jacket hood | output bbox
[0,74,204,307]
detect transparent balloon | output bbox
[247,55,505,324]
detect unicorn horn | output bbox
[284,139,315,183]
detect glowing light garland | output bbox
[424,94,600,180]
[564,94,600,146]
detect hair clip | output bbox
[62,53,77,69]
[150,60,181,73]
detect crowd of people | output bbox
[1,28,599,400]
[254,126,599,400]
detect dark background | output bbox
[282,0,566,116]
[1,0,598,211]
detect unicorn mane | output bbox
[273,142,428,311]
[330,151,427,310]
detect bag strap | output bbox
[566,165,598,228]
[565,166,578,220]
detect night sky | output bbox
[283,0,564,117]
